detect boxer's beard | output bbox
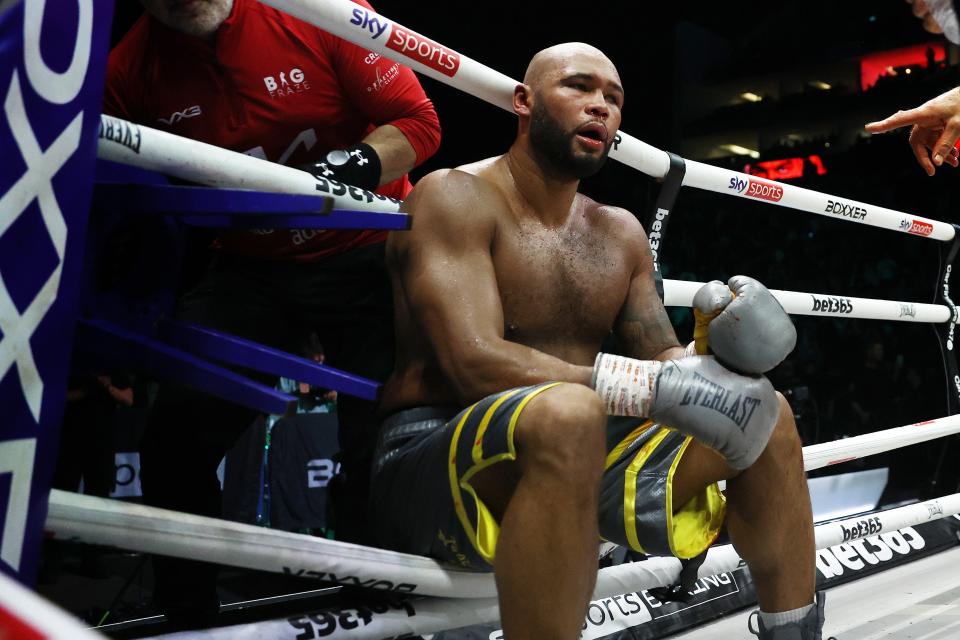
[529,100,611,179]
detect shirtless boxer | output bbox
[371,43,823,640]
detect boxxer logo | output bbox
[263,68,310,98]
[1,0,94,573]
[2,0,90,422]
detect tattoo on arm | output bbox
[617,300,682,360]
[616,226,682,360]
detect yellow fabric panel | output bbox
[665,437,728,559]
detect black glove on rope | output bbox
[299,143,382,192]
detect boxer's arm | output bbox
[391,170,592,404]
[613,216,684,362]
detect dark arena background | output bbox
[4,0,960,638]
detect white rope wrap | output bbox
[97,114,403,214]
[45,489,497,599]
[803,414,960,471]
[679,160,951,240]
[665,280,951,324]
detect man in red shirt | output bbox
[103,0,440,626]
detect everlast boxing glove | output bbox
[592,353,778,469]
[298,143,382,192]
[691,276,796,375]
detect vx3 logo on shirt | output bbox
[157,105,202,125]
[263,67,311,98]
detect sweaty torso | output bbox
[382,158,639,412]
[494,201,630,360]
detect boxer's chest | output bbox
[493,222,632,349]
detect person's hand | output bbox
[865,87,960,175]
[909,0,945,34]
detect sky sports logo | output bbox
[349,8,460,77]
[899,218,934,237]
[727,175,783,202]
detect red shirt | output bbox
[103,0,440,261]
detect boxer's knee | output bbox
[515,383,606,482]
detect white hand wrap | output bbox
[591,353,662,417]
[592,352,780,469]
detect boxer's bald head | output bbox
[523,43,618,91]
[514,43,623,180]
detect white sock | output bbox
[759,603,813,628]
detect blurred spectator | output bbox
[53,373,134,497]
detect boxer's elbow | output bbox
[438,338,512,404]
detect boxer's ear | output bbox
[513,83,533,116]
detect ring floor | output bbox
[669,545,960,639]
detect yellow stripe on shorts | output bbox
[623,428,672,553]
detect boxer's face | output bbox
[140,0,233,37]
[528,51,623,179]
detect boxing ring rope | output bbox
[802,413,960,470]
[664,279,951,323]
[257,0,952,242]
[92,2,954,242]
[95,117,953,326]
[46,413,960,601]
[97,114,403,215]
[144,493,960,639]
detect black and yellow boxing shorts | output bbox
[369,382,726,570]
